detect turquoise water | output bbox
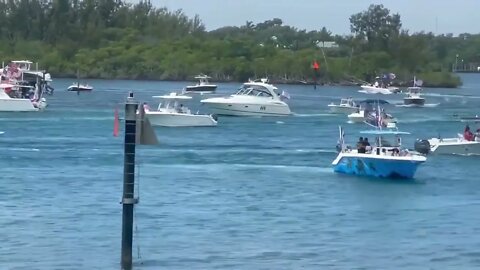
[1,74,480,269]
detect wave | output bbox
[293,113,333,117]
[0,147,40,152]
[395,103,440,108]
[422,93,480,99]
[146,162,333,172]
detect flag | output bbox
[312,60,320,70]
[389,73,396,80]
[113,107,119,137]
[414,79,423,87]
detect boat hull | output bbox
[185,85,217,93]
[201,101,291,116]
[146,112,217,127]
[360,85,397,95]
[0,98,45,112]
[333,155,423,179]
[404,98,425,106]
[428,138,480,155]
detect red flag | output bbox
[313,60,320,70]
[113,107,119,137]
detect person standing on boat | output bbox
[464,125,474,141]
[357,137,365,153]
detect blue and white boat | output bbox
[332,127,426,179]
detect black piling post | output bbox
[121,92,138,270]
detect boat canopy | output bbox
[153,92,192,100]
[360,130,410,135]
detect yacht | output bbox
[333,127,427,179]
[200,79,291,116]
[0,82,47,111]
[1,60,52,82]
[403,87,425,106]
[184,75,217,93]
[144,92,217,127]
[67,83,93,92]
[328,97,359,114]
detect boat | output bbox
[184,75,217,93]
[1,60,52,82]
[348,109,396,125]
[328,97,359,114]
[332,127,427,179]
[0,82,47,111]
[403,87,425,106]
[414,126,480,155]
[144,92,217,127]
[67,83,93,92]
[200,79,291,116]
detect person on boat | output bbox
[177,104,184,113]
[357,137,365,153]
[363,138,371,152]
[464,125,474,141]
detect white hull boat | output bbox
[68,83,93,92]
[415,135,480,155]
[145,92,217,127]
[403,87,425,106]
[328,98,359,114]
[348,110,396,125]
[360,85,399,95]
[184,75,217,93]
[0,83,47,112]
[201,80,291,117]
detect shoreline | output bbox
[52,74,461,89]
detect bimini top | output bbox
[153,92,192,100]
[360,130,410,135]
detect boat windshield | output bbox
[235,85,273,97]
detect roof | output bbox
[360,130,410,135]
[152,92,192,100]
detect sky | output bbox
[151,0,479,35]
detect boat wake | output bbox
[293,113,332,117]
[395,103,440,108]
[422,93,480,99]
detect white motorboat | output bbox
[328,97,359,114]
[347,109,396,125]
[360,84,399,95]
[0,82,47,112]
[200,79,291,117]
[184,75,217,93]
[145,92,217,127]
[67,83,93,92]
[403,86,425,106]
[333,127,426,179]
[415,134,480,155]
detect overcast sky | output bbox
[152,0,479,35]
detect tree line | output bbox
[1,1,477,87]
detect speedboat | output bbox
[359,81,399,95]
[184,75,217,93]
[332,127,427,179]
[0,82,47,111]
[67,83,93,92]
[200,79,291,116]
[348,109,396,125]
[144,92,217,127]
[328,97,359,114]
[415,129,480,155]
[403,87,425,106]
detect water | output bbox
[1,74,480,269]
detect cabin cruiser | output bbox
[333,126,426,179]
[403,86,425,106]
[200,79,291,116]
[0,82,47,111]
[67,83,93,92]
[184,75,217,93]
[328,97,359,114]
[144,92,217,127]
[415,126,480,155]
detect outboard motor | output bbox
[414,139,431,155]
